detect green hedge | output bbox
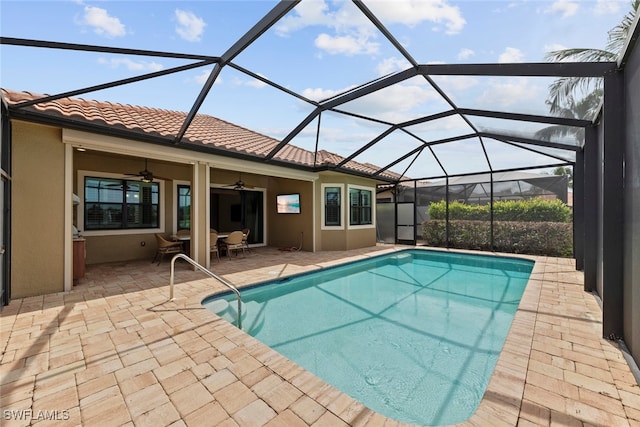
[422,220,573,257]
[428,199,572,223]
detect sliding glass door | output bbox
[210,187,264,245]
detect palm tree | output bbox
[544,0,638,116]
[535,89,603,143]
[552,166,574,188]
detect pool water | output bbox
[202,249,533,426]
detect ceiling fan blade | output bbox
[124,159,156,181]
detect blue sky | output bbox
[0,0,633,178]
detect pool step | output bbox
[209,299,264,332]
[241,301,266,334]
[207,299,231,316]
[389,252,413,266]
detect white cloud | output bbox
[97,57,163,72]
[277,1,378,57]
[545,0,579,18]
[376,57,412,76]
[435,75,479,92]
[338,83,442,122]
[315,33,379,55]
[457,48,475,60]
[593,0,621,15]
[275,0,334,35]
[175,9,206,42]
[410,114,471,133]
[477,78,541,108]
[231,76,268,89]
[368,0,466,35]
[245,79,268,89]
[78,6,125,37]
[498,47,525,63]
[193,69,222,85]
[302,87,349,102]
[275,0,465,57]
[303,80,441,122]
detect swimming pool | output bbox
[202,249,533,425]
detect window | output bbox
[349,188,372,226]
[84,177,159,230]
[177,184,191,230]
[324,186,341,226]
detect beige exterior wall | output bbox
[316,172,379,251]
[267,177,314,251]
[9,122,382,298]
[12,122,65,298]
[346,228,377,249]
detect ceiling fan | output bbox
[224,174,253,191]
[126,159,155,182]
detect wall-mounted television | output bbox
[276,193,301,214]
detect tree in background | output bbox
[535,89,603,143]
[544,0,638,116]
[552,166,573,189]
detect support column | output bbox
[192,161,209,267]
[602,70,625,338]
[574,150,584,271]
[583,126,597,292]
[445,177,450,248]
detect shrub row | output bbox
[422,220,573,257]
[428,199,572,223]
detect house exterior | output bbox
[2,88,398,300]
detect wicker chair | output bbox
[210,232,220,263]
[220,231,246,258]
[241,228,251,253]
[153,234,184,265]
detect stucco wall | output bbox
[12,122,65,297]
[316,172,378,251]
[346,228,377,250]
[623,35,640,365]
[267,178,313,251]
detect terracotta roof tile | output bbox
[1,89,400,180]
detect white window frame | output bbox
[347,184,375,230]
[321,183,345,230]
[77,170,165,236]
[173,180,191,233]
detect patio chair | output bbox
[210,232,220,263]
[220,230,246,258]
[241,228,251,253]
[153,233,184,265]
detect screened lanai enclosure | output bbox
[1,1,639,369]
[376,171,570,246]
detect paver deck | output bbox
[1,245,639,426]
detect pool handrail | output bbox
[169,253,242,329]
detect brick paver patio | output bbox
[1,245,639,426]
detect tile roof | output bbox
[2,89,401,181]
